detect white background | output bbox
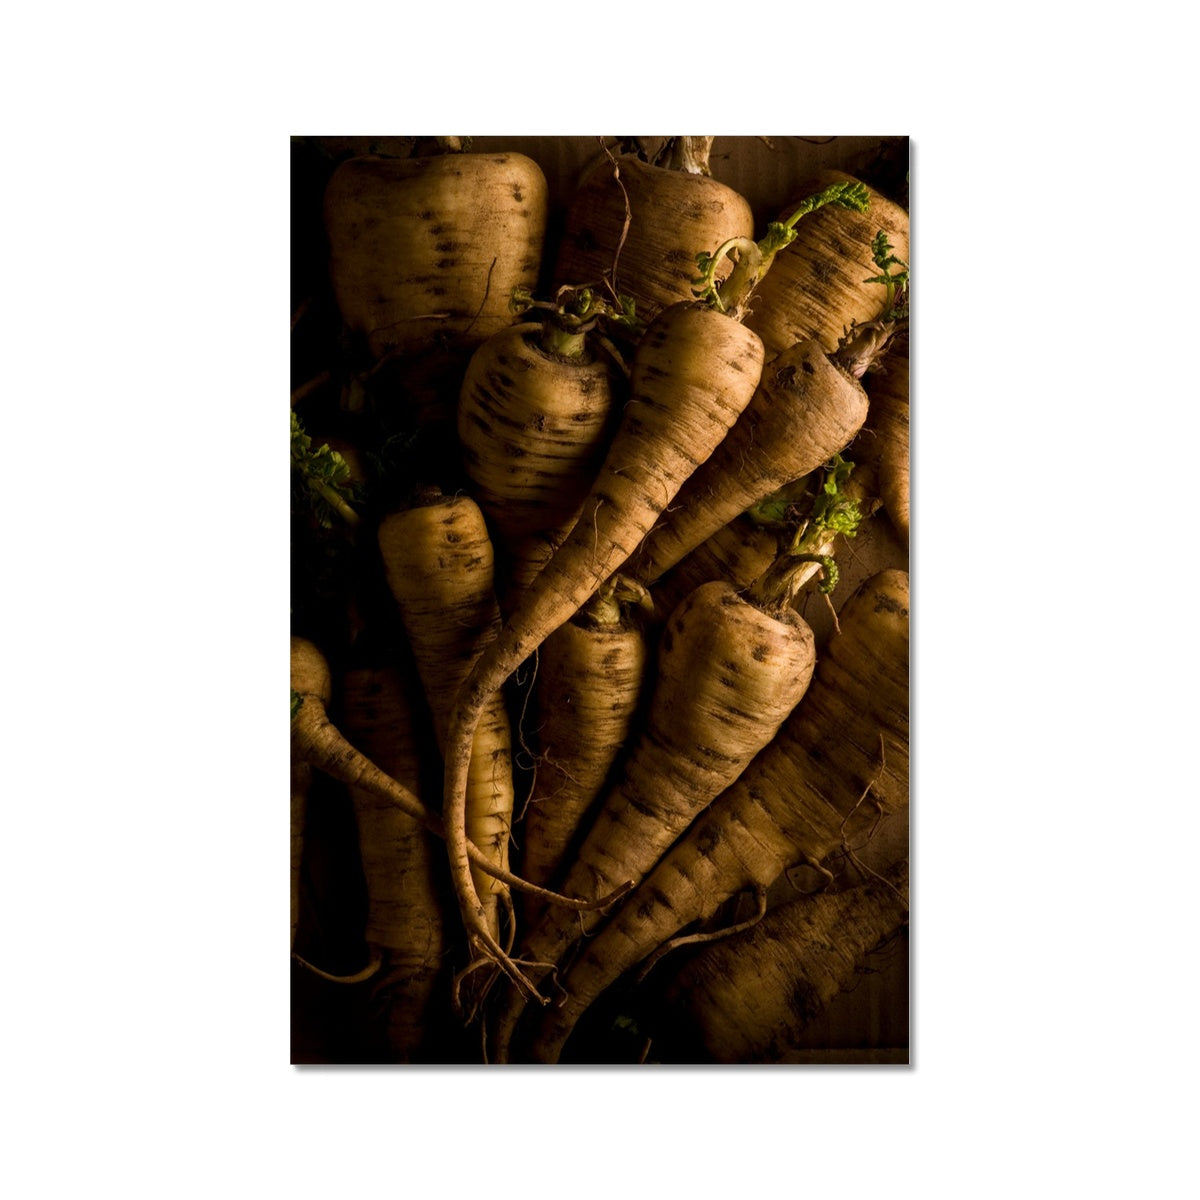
[4,3,1194,1195]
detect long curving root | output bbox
[292,949,384,985]
[835,737,908,908]
[634,887,768,983]
[292,688,631,918]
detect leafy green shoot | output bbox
[803,453,864,543]
[509,283,644,357]
[291,689,304,720]
[797,553,840,594]
[863,230,910,322]
[785,455,863,593]
[290,411,362,529]
[744,455,864,608]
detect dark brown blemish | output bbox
[802,359,816,375]
[751,643,770,662]
[810,256,836,284]
[873,592,909,617]
[787,977,823,1024]
[628,795,657,820]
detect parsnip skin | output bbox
[628,339,870,586]
[553,154,754,323]
[529,569,909,1062]
[536,582,816,948]
[440,303,765,989]
[520,612,649,899]
[339,665,447,1062]
[376,495,516,940]
[665,861,909,1063]
[457,323,619,603]
[290,642,332,952]
[648,514,781,626]
[864,333,910,547]
[323,153,548,361]
[492,581,815,1062]
[744,171,909,357]
[293,631,607,964]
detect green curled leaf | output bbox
[815,556,839,594]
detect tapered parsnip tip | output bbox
[292,950,384,985]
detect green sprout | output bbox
[785,455,863,594]
[692,180,871,314]
[614,293,639,329]
[806,453,864,540]
[509,283,644,357]
[863,230,909,322]
[290,411,362,529]
[291,689,304,720]
[745,455,864,608]
[509,284,536,316]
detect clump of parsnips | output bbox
[290,136,910,1064]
